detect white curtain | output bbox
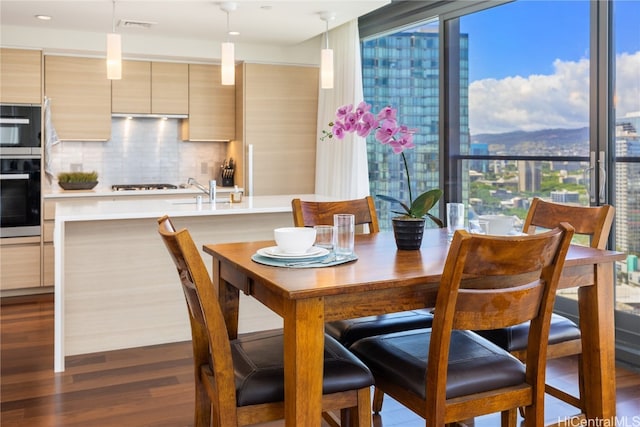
[315,20,370,199]
[43,96,60,185]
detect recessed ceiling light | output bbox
[228,31,240,36]
[35,15,52,21]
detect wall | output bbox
[47,118,226,190]
[0,25,321,66]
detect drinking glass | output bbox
[314,225,335,251]
[446,203,465,240]
[469,219,489,235]
[333,214,355,256]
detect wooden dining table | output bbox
[203,229,626,427]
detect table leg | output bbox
[578,262,616,423]
[212,257,240,339]
[283,297,325,427]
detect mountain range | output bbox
[471,127,589,155]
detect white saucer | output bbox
[257,246,330,260]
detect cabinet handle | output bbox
[0,173,29,180]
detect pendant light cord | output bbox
[325,19,329,49]
[112,0,116,33]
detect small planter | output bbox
[392,217,426,250]
[58,181,98,190]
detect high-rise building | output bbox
[550,190,580,204]
[517,160,541,192]
[615,112,640,254]
[470,142,489,173]
[361,28,469,228]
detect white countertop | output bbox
[53,194,335,222]
[44,187,241,199]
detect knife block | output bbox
[220,168,234,187]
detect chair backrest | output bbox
[291,196,380,233]
[426,224,574,414]
[157,215,238,422]
[523,197,614,249]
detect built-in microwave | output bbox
[0,104,42,156]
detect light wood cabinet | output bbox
[0,238,41,290]
[42,202,56,287]
[238,63,318,195]
[0,48,42,105]
[181,64,235,141]
[151,62,188,115]
[43,243,54,287]
[111,61,188,115]
[111,60,151,113]
[44,56,111,141]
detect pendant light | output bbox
[106,0,122,80]
[319,12,335,89]
[220,2,237,86]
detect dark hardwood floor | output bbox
[1,296,639,426]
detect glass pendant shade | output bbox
[321,48,334,89]
[106,33,122,80]
[221,41,235,85]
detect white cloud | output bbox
[469,51,640,135]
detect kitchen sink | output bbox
[169,198,230,205]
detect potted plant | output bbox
[57,171,99,190]
[322,101,442,249]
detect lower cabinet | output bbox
[43,243,54,287]
[0,238,41,290]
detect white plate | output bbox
[256,246,330,260]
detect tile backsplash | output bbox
[47,117,227,190]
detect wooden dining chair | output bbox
[291,197,434,347]
[157,215,374,427]
[351,224,575,427]
[474,197,615,414]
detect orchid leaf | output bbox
[376,194,411,216]
[426,213,444,228]
[409,189,443,218]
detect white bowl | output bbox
[274,227,317,254]
[478,215,515,235]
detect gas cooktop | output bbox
[111,184,178,191]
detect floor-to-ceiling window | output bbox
[611,0,640,363]
[360,0,639,365]
[361,20,442,229]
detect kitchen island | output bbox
[53,194,334,371]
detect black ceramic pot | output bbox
[392,217,425,250]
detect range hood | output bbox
[112,113,188,119]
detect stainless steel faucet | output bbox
[187,177,216,202]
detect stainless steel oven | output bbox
[0,104,42,238]
[0,156,41,237]
[0,104,41,156]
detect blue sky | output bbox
[458,0,640,134]
[461,0,638,82]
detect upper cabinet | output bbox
[181,64,235,141]
[0,48,42,105]
[238,63,318,196]
[151,62,188,115]
[111,60,151,114]
[44,56,111,141]
[111,60,188,115]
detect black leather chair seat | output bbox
[350,328,525,400]
[474,314,581,352]
[231,329,374,407]
[325,309,434,348]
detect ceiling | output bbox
[0,1,390,46]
